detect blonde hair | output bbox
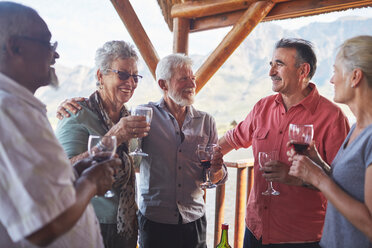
[337,35,372,88]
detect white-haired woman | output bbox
[56,40,149,248]
[288,35,372,247]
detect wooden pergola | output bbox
[109,0,372,246]
[110,0,372,94]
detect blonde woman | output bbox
[288,35,372,247]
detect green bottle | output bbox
[216,223,232,248]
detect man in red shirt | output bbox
[219,38,350,247]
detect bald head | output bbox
[0,2,43,60]
[0,2,58,93]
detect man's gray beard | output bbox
[48,67,59,89]
[168,89,194,107]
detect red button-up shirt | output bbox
[225,83,350,244]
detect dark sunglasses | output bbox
[108,69,143,83]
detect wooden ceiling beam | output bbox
[171,0,288,19]
[173,17,190,54]
[190,0,372,32]
[195,1,275,93]
[110,0,160,78]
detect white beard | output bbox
[168,87,195,106]
[48,67,59,89]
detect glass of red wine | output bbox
[197,144,217,189]
[288,124,314,154]
[88,135,117,197]
[258,151,280,196]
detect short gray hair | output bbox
[275,38,317,80]
[337,35,372,88]
[0,2,39,61]
[155,53,193,82]
[95,40,139,76]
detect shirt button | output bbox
[179,149,181,152]
[176,132,179,135]
[281,113,284,115]
[264,206,268,210]
[178,184,181,187]
[279,131,283,134]
[179,166,182,170]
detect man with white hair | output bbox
[0,2,119,247]
[137,53,227,248]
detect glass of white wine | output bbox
[88,135,117,197]
[258,151,280,196]
[129,106,153,157]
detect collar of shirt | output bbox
[0,72,47,115]
[275,82,320,115]
[154,97,202,121]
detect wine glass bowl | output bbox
[129,106,153,157]
[258,151,280,196]
[288,124,314,153]
[88,135,117,197]
[197,144,217,189]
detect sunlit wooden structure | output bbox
[109,0,372,246]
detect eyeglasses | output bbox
[17,36,58,53]
[108,69,143,83]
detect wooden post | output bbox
[173,17,189,54]
[195,1,275,93]
[110,0,159,79]
[214,184,225,247]
[234,166,247,248]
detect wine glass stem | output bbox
[136,137,142,151]
[269,181,274,190]
[206,168,212,183]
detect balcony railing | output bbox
[211,160,254,247]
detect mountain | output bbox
[36,16,371,130]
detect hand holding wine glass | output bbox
[88,135,117,197]
[259,151,280,196]
[129,106,153,157]
[197,144,217,189]
[288,124,314,154]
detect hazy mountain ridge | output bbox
[36,17,372,129]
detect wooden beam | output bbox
[173,17,190,54]
[110,0,160,79]
[214,184,226,247]
[234,167,247,248]
[172,0,288,19]
[191,0,372,32]
[195,1,275,93]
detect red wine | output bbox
[201,160,211,169]
[291,142,309,153]
[93,156,111,163]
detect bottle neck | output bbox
[220,229,228,244]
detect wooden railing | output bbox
[212,160,254,248]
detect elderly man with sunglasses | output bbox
[0,2,121,247]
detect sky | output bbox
[12,0,372,68]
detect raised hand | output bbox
[106,115,150,145]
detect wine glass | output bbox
[288,124,314,154]
[88,135,117,197]
[197,144,217,189]
[129,106,153,157]
[258,151,280,196]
